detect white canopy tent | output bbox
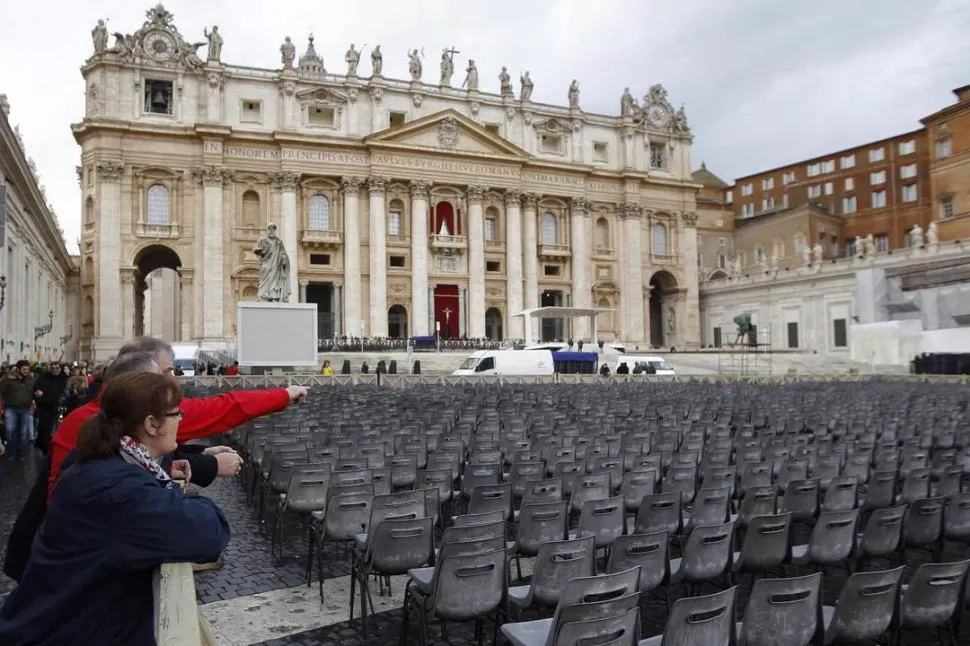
[512,307,614,346]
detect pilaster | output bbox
[410,180,431,336]
[505,190,524,339]
[467,185,487,338]
[680,211,701,347]
[368,176,389,337]
[341,177,364,335]
[570,197,591,339]
[93,160,124,359]
[522,193,540,340]
[271,171,301,305]
[621,203,646,343]
[193,164,233,342]
[179,269,194,342]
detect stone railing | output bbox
[154,562,213,645]
[179,373,970,389]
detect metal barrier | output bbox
[181,373,970,388]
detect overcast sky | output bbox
[2,0,968,253]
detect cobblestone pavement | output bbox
[2,454,967,645]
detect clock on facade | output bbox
[646,105,668,127]
[144,30,176,61]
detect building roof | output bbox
[691,162,729,189]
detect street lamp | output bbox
[34,310,54,341]
[59,325,73,346]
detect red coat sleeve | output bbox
[176,389,290,442]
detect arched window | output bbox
[308,194,331,230]
[652,223,668,255]
[793,232,807,254]
[242,190,260,227]
[541,213,558,244]
[754,245,765,262]
[595,217,610,249]
[387,198,405,239]
[772,237,785,259]
[84,196,95,224]
[146,184,170,225]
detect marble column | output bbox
[276,172,301,306]
[505,190,524,339]
[206,71,223,123]
[466,185,487,338]
[622,204,645,343]
[121,272,135,339]
[410,180,431,336]
[93,160,124,358]
[341,177,364,335]
[368,177,388,337]
[428,284,436,335]
[681,211,701,347]
[334,282,343,337]
[180,272,194,342]
[279,75,297,130]
[298,281,307,303]
[569,197,591,339]
[197,165,231,341]
[458,287,467,338]
[522,193,539,340]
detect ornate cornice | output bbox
[409,179,431,198]
[505,189,523,207]
[368,175,389,193]
[467,185,487,202]
[522,192,539,210]
[95,160,125,181]
[268,171,300,191]
[341,176,365,194]
[681,211,699,228]
[192,165,233,187]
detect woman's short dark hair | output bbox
[76,372,183,463]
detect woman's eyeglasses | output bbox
[164,409,185,419]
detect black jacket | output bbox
[34,372,68,412]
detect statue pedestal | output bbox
[236,301,318,369]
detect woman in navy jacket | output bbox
[0,372,230,645]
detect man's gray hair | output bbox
[118,336,174,361]
[103,351,161,382]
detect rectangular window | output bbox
[898,140,916,155]
[143,79,174,115]
[543,264,561,277]
[388,211,402,237]
[871,190,887,208]
[844,177,854,191]
[941,197,954,219]
[484,217,497,242]
[741,183,753,196]
[822,160,835,173]
[592,141,608,163]
[840,155,856,169]
[715,218,724,228]
[807,163,821,177]
[389,255,406,268]
[741,203,754,218]
[241,100,261,123]
[717,253,727,269]
[936,138,952,159]
[900,164,918,179]
[875,234,888,253]
[824,182,834,196]
[649,142,668,169]
[842,196,857,214]
[712,327,722,348]
[541,134,563,154]
[782,171,796,184]
[389,111,407,128]
[901,184,918,202]
[787,322,799,349]
[762,177,774,190]
[870,171,886,185]
[833,318,848,348]
[309,253,331,266]
[486,260,501,272]
[724,190,733,203]
[761,197,775,211]
[808,185,822,199]
[484,123,501,135]
[309,106,336,127]
[869,147,885,163]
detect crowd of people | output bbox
[0,338,308,644]
[317,335,516,352]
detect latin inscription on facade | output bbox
[217,145,368,165]
[589,180,622,193]
[372,154,519,179]
[521,171,586,188]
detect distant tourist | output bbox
[320,360,334,376]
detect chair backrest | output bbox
[779,478,819,521]
[329,468,372,488]
[680,520,735,583]
[900,559,970,630]
[656,586,737,646]
[452,510,505,528]
[415,468,452,500]
[530,536,597,607]
[620,470,658,511]
[570,472,612,511]
[806,508,859,564]
[862,470,897,510]
[903,496,944,546]
[523,477,566,505]
[441,519,506,546]
[634,492,683,535]
[741,572,822,646]
[324,491,372,541]
[548,566,642,643]
[944,492,970,541]
[577,496,625,549]
[859,505,905,557]
[461,463,502,496]
[367,491,425,530]
[366,517,434,575]
[737,512,791,573]
[898,468,931,504]
[283,474,329,514]
[429,547,507,622]
[825,567,902,643]
[737,485,777,527]
[686,486,731,531]
[509,461,547,498]
[468,483,512,518]
[516,501,569,555]
[551,606,640,646]
[821,475,859,512]
[607,531,670,593]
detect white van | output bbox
[453,349,554,376]
[613,355,675,376]
[170,342,201,376]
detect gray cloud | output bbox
[1,0,967,252]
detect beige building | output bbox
[75,6,703,359]
[0,95,78,363]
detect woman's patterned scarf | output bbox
[119,435,178,489]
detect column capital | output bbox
[504,189,523,207]
[522,192,540,210]
[269,171,301,191]
[367,175,390,193]
[619,202,643,219]
[95,160,125,182]
[681,211,699,228]
[192,165,233,187]
[569,197,589,214]
[341,176,365,195]
[410,179,431,199]
[467,185,487,203]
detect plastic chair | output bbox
[634,492,683,536]
[902,496,944,556]
[507,536,596,615]
[620,470,658,514]
[570,473,613,513]
[553,607,640,646]
[820,566,902,644]
[576,496,625,552]
[792,508,859,570]
[514,501,568,578]
[733,512,791,579]
[739,572,823,646]
[896,559,970,645]
[607,531,671,600]
[670,520,735,595]
[855,505,905,566]
[821,475,859,512]
[638,586,737,646]
[684,487,731,533]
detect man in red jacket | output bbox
[47,338,308,502]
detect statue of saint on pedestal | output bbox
[203,26,223,61]
[92,20,109,55]
[253,223,291,302]
[345,43,360,76]
[281,37,296,69]
[928,221,939,245]
[371,45,383,76]
[520,71,534,102]
[463,59,479,91]
[568,80,580,108]
[408,48,423,81]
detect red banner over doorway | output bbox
[434,284,460,339]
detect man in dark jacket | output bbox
[32,362,69,455]
[1,360,37,460]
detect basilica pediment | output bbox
[295,88,349,106]
[365,109,530,160]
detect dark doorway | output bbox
[433,202,458,236]
[713,326,722,348]
[132,244,182,339]
[787,322,799,349]
[485,308,503,341]
[540,290,564,342]
[388,305,408,339]
[648,281,663,347]
[433,284,460,339]
[305,283,335,338]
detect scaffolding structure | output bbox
[717,326,774,376]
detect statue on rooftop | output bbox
[203,25,223,62]
[440,47,457,85]
[345,43,360,76]
[281,36,296,69]
[92,19,109,55]
[568,80,580,108]
[499,67,513,97]
[463,59,479,91]
[520,71,534,102]
[408,48,423,81]
[371,45,383,76]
